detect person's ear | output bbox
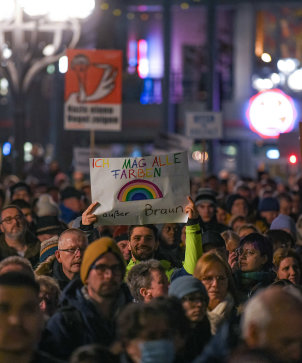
[55,250,62,263]
[140,288,152,301]
[245,323,262,348]
[127,241,131,251]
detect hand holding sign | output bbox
[90,151,190,225]
[185,196,198,219]
[82,201,99,226]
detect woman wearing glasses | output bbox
[232,233,275,303]
[193,251,238,335]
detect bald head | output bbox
[241,286,302,363]
[58,228,87,249]
[261,285,302,313]
[55,228,88,280]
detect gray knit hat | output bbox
[35,194,60,217]
[270,214,296,239]
[195,188,217,206]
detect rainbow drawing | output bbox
[117,179,163,202]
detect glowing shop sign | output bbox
[246,89,297,138]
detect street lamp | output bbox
[0,0,96,176]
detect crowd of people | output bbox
[0,166,302,363]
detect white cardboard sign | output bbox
[90,151,190,225]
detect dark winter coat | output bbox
[35,255,72,290]
[0,230,40,267]
[39,278,132,360]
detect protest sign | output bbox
[90,151,190,225]
[64,49,122,131]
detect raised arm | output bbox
[82,201,99,226]
[80,201,100,243]
[182,196,203,274]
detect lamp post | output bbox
[0,0,95,176]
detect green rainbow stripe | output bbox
[117,179,163,202]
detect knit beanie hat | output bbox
[60,186,82,201]
[10,181,31,199]
[168,275,209,304]
[35,194,60,217]
[195,188,217,207]
[226,194,247,214]
[113,225,129,243]
[80,237,125,283]
[40,236,59,262]
[270,214,296,239]
[258,197,279,212]
[35,216,66,236]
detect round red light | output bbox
[289,154,297,164]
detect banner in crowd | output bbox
[64,49,122,131]
[90,151,190,225]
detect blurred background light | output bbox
[266,149,280,159]
[287,69,302,92]
[252,77,273,91]
[2,142,11,156]
[277,58,299,74]
[289,154,297,164]
[247,89,297,138]
[0,2,15,21]
[261,52,272,63]
[59,56,68,73]
[270,73,281,85]
[192,150,208,163]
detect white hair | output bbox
[240,289,272,340]
[58,228,87,249]
[241,285,302,341]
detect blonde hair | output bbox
[273,247,302,271]
[238,224,258,236]
[221,230,240,250]
[194,250,238,303]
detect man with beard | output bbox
[126,197,202,280]
[35,228,87,290]
[0,206,40,268]
[39,237,132,360]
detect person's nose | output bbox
[8,312,22,326]
[239,252,246,261]
[74,247,85,257]
[194,300,203,307]
[40,299,47,312]
[11,217,19,226]
[211,278,218,287]
[289,267,296,276]
[74,248,81,256]
[103,268,113,278]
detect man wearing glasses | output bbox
[35,228,88,290]
[39,237,131,360]
[0,205,40,267]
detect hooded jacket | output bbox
[39,277,132,360]
[35,255,71,290]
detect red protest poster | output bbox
[64,49,122,131]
